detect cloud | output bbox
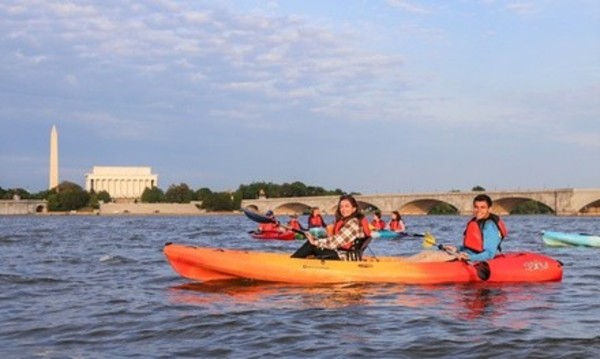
[506,2,537,15]
[385,0,430,14]
[69,112,160,141]
[1,1,413,127]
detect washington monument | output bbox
[49,125,59,189]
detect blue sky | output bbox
[1,0,598,194]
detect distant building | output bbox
[85,166,158,200]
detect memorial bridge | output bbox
[241,188,600,216]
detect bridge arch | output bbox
[493,197,555,215]
[580,199,600,215]
[398,199,459,215]
[272,202,312,215]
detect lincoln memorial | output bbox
[85,166,158,200]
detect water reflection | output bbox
[168,280,562,328]
[168,281,378,310]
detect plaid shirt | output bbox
[317,217,362,250]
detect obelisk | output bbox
[49,125,59,190]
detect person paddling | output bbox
[256,210,284,233]
[306,207,327,229]
[389,211,406,232]
[370,210,386,231]
[287,214,304,231]
[406,194,507,262]
[292,195,370,260]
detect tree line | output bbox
[1,182,554,214]
[0,181,347,212]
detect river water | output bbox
[0,214,598,358]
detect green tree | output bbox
[429,203,459,215]
[236,181,347,199]
[195,187,213,201]
[88,190,112,209]
[47,181,90,211]
[281,181,307,197]
[472,185,486,191]
[202,192,236,211]
[2,187,32,199]
[164,183,194,203]
[97,190,111,203]
[141,187,165,203]
[510,200,554,215]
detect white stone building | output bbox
[85,166,158,200]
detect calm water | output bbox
[0,214,598,358]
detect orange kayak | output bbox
[163,243,563,285]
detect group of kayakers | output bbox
[257,206,407,234]
[257,193,507,263]
[369,210,406,232]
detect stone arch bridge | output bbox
[241,188,600,216]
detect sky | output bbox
[1,0,599,195]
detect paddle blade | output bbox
[242,208,275,224]
[422,231,437,248]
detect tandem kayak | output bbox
[163,243,563,285]
[542,231,600,247]
[249,230,297,241]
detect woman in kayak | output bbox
[370,210,386,231]
[292,194,368,259]
[389,211,406,232]
[306,207,327,228]
[287,214,304,231]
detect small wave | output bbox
[128,234,145,241]
[99,254,135,264]
[0,273,65,285]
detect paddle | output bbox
[398,231,425,238]
[422,232,491,281]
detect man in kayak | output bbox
[406,194,507,262]
[292,195,370,260]
[256,210,284,233]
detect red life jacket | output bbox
[463,214,508,253]
[287,219,301,230]
[389,219,400,231]
[371,218,386,230]
[308,215,326,228]
[259,222,279,232]
[335,217,372,250]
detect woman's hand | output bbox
[305,232,317,245]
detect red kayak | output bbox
[249,230,296,241]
